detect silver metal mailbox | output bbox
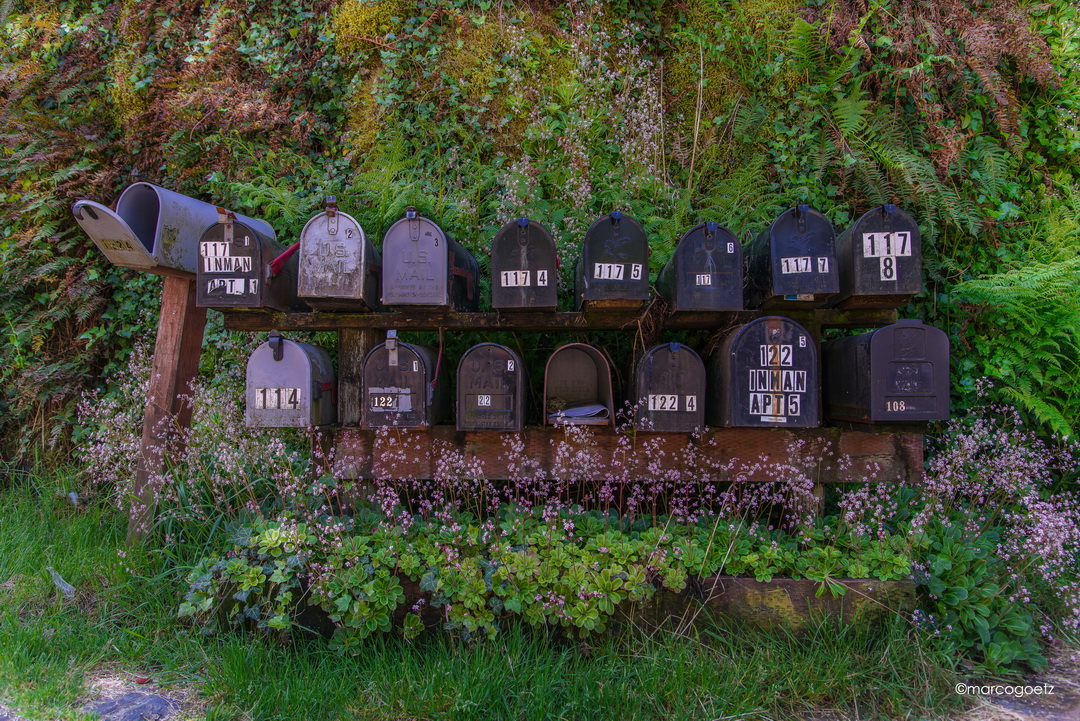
[245,332,337,427]
[71,182,274,276]
[297,197,382,311]
[381,207,479,310]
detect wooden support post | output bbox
[337,328,382,425]
[128,276,207,544]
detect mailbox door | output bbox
[723,316,819,428]
[657,223,742,311]
[635,343,706,432]
[870,320,949,421]
[362,342,434,428]
[835,205,922,305]
[382,215,450,306]
[543,343,615,426]
[456,343,525,431]
[578,212,650,305]
[197,221,268,307]
[491,219,558,310]
[821,334,870,423]
[747,206,838,308]
[246,339,315,428]
[72,200,158,271]
[298,210,381,310]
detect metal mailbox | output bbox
[634,343,707,432]
[361,331,449,429]
[456,343,526,431]
[71,182,273,276]
[381,207,480,311]
[245,332,336,428]
[573,211,650,311]
[822,319,949,423]
[491,218,558,311]
[656,222,743,312]
[706,316,820,428]
[543,343,615,426]
[831,204,922,309]
[297,198,382,311]
[745,205,838,309]
[196,209,306,311]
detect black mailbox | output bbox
[297,198,382,311]
[707,316,820,428]
[381,207,479,311]
[745,205,839,309]
[361,331,449,429]
[543,343,615,426]
[656,222,743,312]
[634,343,707,432]
[573,211,650,311]
[456,343,525,431]
[196,209,307,311]
[831,204,922,309]
[491,218,558,311]
[822,319,949,423]
[246,332,336,428]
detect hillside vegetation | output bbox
[2,0,1080,453]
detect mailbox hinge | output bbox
[386,330,399,367]
[269,330,284,361]
[326,196,339,236]
[216,207,237,244]
[406,206,419,241]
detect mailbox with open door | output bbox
[543,343,616,426]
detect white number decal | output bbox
[500,270,531,287]
[780,256,812,274]
[648,394,679,411]
[254,387,301,410]
[537,270,548,286]
[886,400,907,412]
[758,344,794,367]
[685,395,697,412]
[594,263,624,280]
[630,263,643,280]
[817,257,829,273]
[412,361,419,372]
[507,360,515,372]
[727,242,735,253]
[880,256,896,281]
[478,395,492,407]
[695,273,712,286]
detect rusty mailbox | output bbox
[656,222,743,312]
[491,218,559,311]
[245,331,336,428]
[573,211,650,311]
[822,319,949,423]
[361,331,449,429]
[634,343,707,432]
[381,207,479,311]
[543,343,615,426]
[456,343,526,431]
[297,198,382,311]
[745,205,838,309]
[196,209,307,311]
[831,204,922,309]
[71,182,273,276]
[707,316,820,428]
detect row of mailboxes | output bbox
[244,320,949,430]
[74,184,923,313]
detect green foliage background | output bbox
[2,0,1080,453]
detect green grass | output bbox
[0,471,968,720]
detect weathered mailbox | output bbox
[245,331,336,428]
[745,205,838,309]
[491,218,559,311]
[297,198,382,311]
[822,319,949,423]
[456,343,526,431]
[573,211,650,311]
[634,343,707,432]
[381,207,480,311]
[656,222,743,312]
[71,182,273,276]
[831,204,922,309]
[543,343,615,426]
[196,209,306,311]
[361,331,449,429]
[707,316,820,428]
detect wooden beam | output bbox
[337,328,382,425]
[129,276,207,544]
[222,308,899,333]
[334,426,923,484]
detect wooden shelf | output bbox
[333,425,923,484]
[223,307,899,333]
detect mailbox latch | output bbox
[269,330,284,361]
[406,206,419,241]
[326,196,339,236]
[216,207,237,244]
[386,330,399,367]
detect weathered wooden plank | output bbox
[334,426,923,484]
[130,276,207,543]
[222,308,899,333]
[337,328,382,426]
